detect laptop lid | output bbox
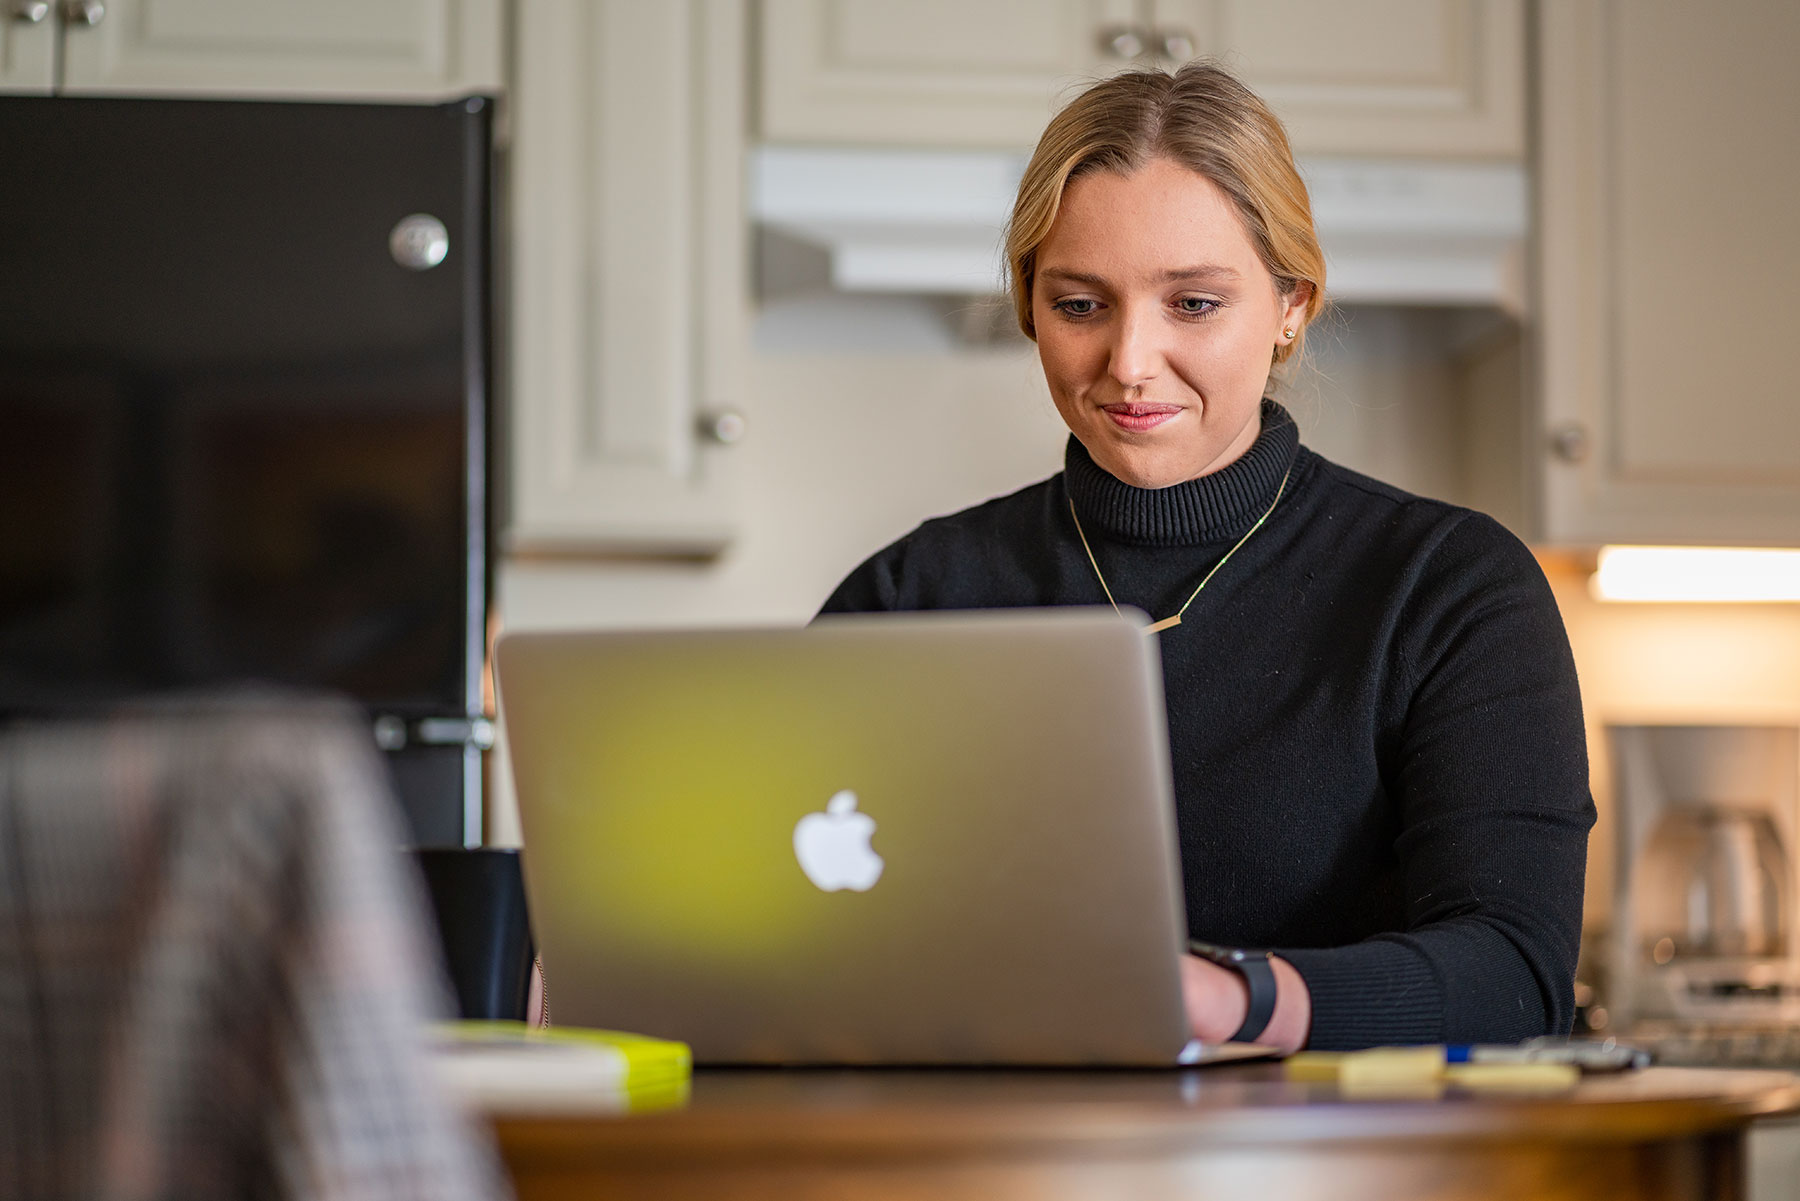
[495,608,1192,1065]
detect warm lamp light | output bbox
[1590,546,1800,603]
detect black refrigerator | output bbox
[0,96,494,848]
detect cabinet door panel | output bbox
[0,7,56,94]
[760,0,1137,148]
[1151,0,1523,156]
[1224,0,1461,84]
[831,0,1096,72]
[59,0,501,99]
[507,0,745,555]
[1537,0,1800,544]
[1609,1,1800,482]
[765,0,1520,156]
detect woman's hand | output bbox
[1179,953,1312,1053]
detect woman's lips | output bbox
[1102,403,1182,433]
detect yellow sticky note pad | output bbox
[1338,1046,1446,1088]
[1445,1062,1580,1091]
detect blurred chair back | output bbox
[0,697,506,1201]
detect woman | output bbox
[819,63,1594,1054]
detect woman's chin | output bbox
[1078,408,1262,489]
[1091,443,1206,490]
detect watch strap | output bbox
[1187,940,1278,1044]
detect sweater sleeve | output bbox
[1279,512,1595,1050]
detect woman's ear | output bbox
[1279,280,1315,340]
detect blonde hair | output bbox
[1006,61,1326,366]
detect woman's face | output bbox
[1032,157,1311,490]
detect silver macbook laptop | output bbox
[495,607,1208,1066]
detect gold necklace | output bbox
[1068,464,1293,635]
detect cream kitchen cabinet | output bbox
[758,0,1523,157]
[758,0,1140,148]
[1533,0,1800,546]
[15,0,501,100]
[506,0,747,555]
[1,1,57,94]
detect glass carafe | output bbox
[1636,805,1790,962]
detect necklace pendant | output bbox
[1144,615,1182,635]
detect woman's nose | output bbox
[1107,304,1164,388]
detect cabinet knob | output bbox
[1550,422,1591,464]
[10,1,50,24]
[1097,25,1149,60]
[1156,28,1196,61]
[59,0,102,26]
[696,408,746,446]
[389,213,450,271]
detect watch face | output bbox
[1188,940,1271,969]
[1188,940,1241,960]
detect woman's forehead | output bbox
[1038,159,1265,286]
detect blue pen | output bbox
[1445,1039,1649,1072]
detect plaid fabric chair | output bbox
[0,697,508,1201]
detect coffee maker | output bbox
[1609,725,1800,1032]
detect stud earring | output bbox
[1283,328,1296,339]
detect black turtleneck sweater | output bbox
[819,402,1594,1051]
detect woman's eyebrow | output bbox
[1161,264,1242,282]
[1038,267,1109,287]
[1039,265,1242,286]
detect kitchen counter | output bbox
[1624,1021,1800,1071]
[489,1062,1800,1201]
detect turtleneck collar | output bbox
[1064,399,1301,546]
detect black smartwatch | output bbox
[1186,940,1277,1043]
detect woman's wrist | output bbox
[1179,952,1312,1053]
[1263,955,1311,1053]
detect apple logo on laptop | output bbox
[793,790,884,892]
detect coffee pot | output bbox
[1610,725,1800,1027]
[1635,806,1789,962]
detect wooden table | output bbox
[490,1064,1800,1201]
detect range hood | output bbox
[752,147,1527,314]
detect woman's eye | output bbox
[1052,298,1099,318]
[1175,296,1220,316]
